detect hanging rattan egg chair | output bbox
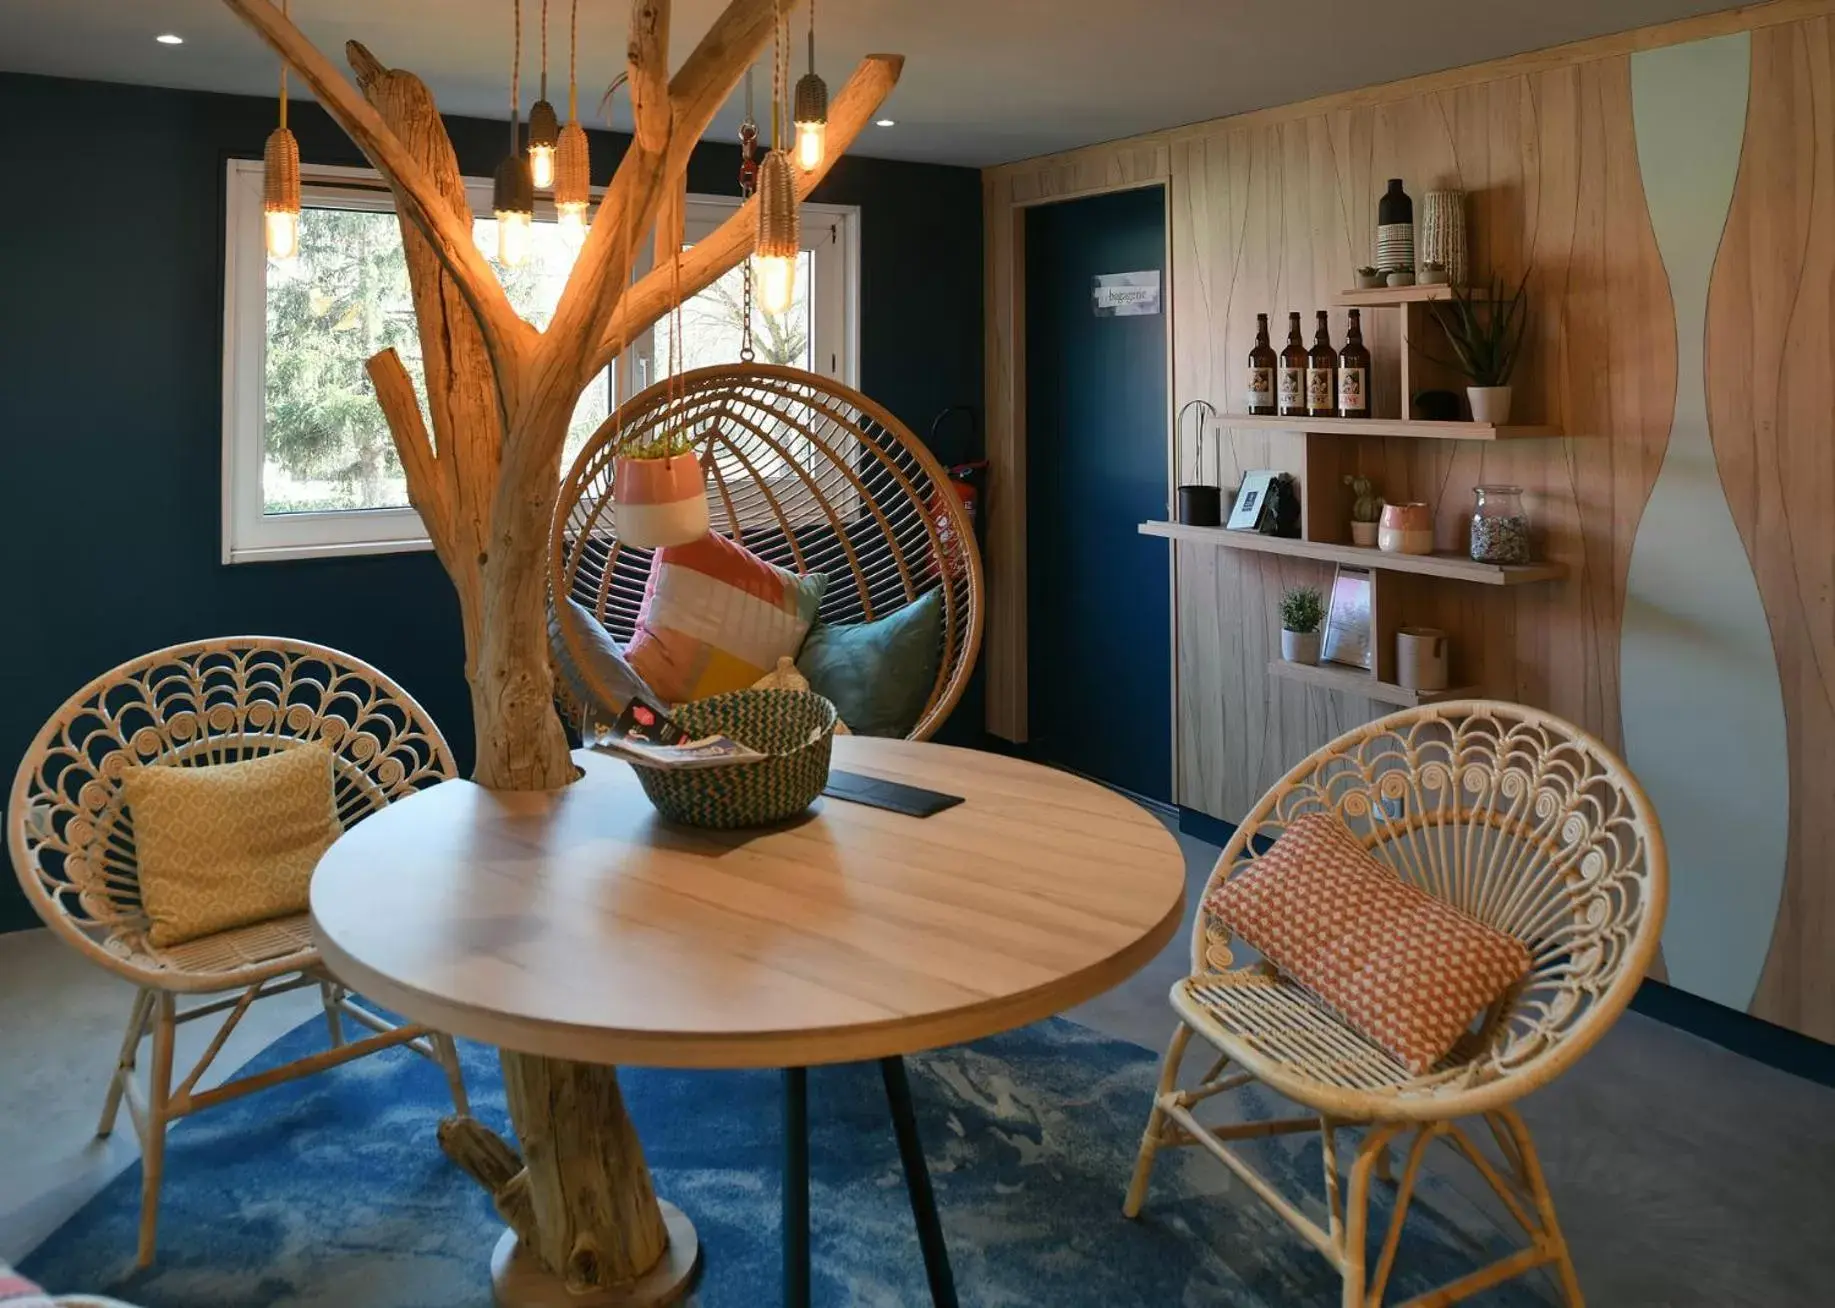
[551,364,984,741]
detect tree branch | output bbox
[366,348,450,554]
[218,0,535,376]
[588,53,904,374]
[628,0,672,153]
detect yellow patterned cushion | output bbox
[125,743,341,948]
[1205,812,1531,1074]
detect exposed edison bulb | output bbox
[496,209,533,268]
[265,208,300,261]
[556,202,589,250]
[528,143,556,191]
[795,119,826,173]
[754,253,796,315]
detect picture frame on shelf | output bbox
[1227,469,1280,532]
[1322,565,1374,669]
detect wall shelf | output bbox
[1335,284,1479,306]
[1266,659,1479,707]
[1139,521,1567,586]
[1216,413,1558,440]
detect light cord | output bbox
[510,0,522,153]
[568,0,578,120]
[278,0,289,128]
[539,0,549,102]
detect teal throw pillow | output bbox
[798,589,944,738]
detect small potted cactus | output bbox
[1354,265,1385,289]
[1344,474,1383,547]
[1278,585,1326,665]
[1420,259,1449,286]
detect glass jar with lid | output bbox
[1469,485,1530,563]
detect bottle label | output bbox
[1307,368,1335,411]
[1278,368,1304,408]
[1247,367,1274,408]
[1338,367,1367,414]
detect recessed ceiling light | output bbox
[875,118,895,127]
[155,33,184,44]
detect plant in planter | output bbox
[1419,259,1448,285]
[1427,270,1530,423]
[1278,585,1326,665]
[613,421,710,549]
[1354,265,1384,289]
[1344,474,1383,547]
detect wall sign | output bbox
[1091,270,1161,316]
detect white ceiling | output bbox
[0,0,1740,167]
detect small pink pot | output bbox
[613,453,709,548]
[1377,502,1434,555]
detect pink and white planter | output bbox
[613,452,710,548]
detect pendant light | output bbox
[753,3,799,315]
[552,0,591,247]
[262,0,301,261]
[493,0,534,267]
[526,0,558,189]
[792,0,827,173]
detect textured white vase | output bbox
[1467,386,1513,424]
[1281,629,1320,665]
[1419,191,1468,284]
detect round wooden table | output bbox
[311,737,1186,1307]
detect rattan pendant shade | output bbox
[552,364,984,741]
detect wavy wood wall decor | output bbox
[1625,34,1790,1017]
[1706,18,1835,1041]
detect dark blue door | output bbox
[1024,186,1170,802]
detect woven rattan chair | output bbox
[552,364,984,740]
[1123,701,1666,1307]
[8,638,471,1267]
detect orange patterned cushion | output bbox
[1205,812,1531,1074]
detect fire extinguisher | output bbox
[929,405,987,542]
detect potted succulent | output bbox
[1428,271,1530,424]
[1419,259,1449,286]
[1344,474,1383,547]
[1278,585,1325,665]
[1354,265,1385,289]
[612,426,709,548]
[1386,268,1416,287]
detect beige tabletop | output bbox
[311,736,1186,1069]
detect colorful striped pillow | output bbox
[625,533,827,704]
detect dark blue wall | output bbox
[0,72,983,933]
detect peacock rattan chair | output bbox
[8,637,472,1266]
[1123,701,1667,1307]
[552,364,983,740]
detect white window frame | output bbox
[222,160,860,564]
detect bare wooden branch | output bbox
[366,348,450,558]
[668,0,783,155]
[219,0,534,374]
[589,53,904,374]
[438,1115,539,1248]
[628,0,672,153]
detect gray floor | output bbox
[4,817,1833,1304]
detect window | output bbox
[220,163,859,563]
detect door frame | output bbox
[982,140,1175,775]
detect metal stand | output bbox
[779,1059,960,1308]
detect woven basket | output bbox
[631,689,837,829]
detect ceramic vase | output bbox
[613,452,710,548]
[1467,386,1514,424]
[1419,190,1468,285]
[1396,627,1449,691]
[1281,629,1321,665]
[1377,502,1434,555]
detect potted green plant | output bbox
[613,425,709,548]
[1419,259,1448,286]
[1278,585,1325,665]
[1354,265,1384,290]
[1427,270,1530,423]
[1344,474,1383,547]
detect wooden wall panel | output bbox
[1709,17,1835,1041]
[1169,58,1675,820]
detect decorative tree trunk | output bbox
[218,2,900,1297]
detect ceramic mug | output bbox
[1377,502,1434,555]
[1396,627,1449,691]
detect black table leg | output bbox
[880,1056,960,1308]
[784,1066,810,1308]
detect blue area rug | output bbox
[26,1016,1550,1306]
